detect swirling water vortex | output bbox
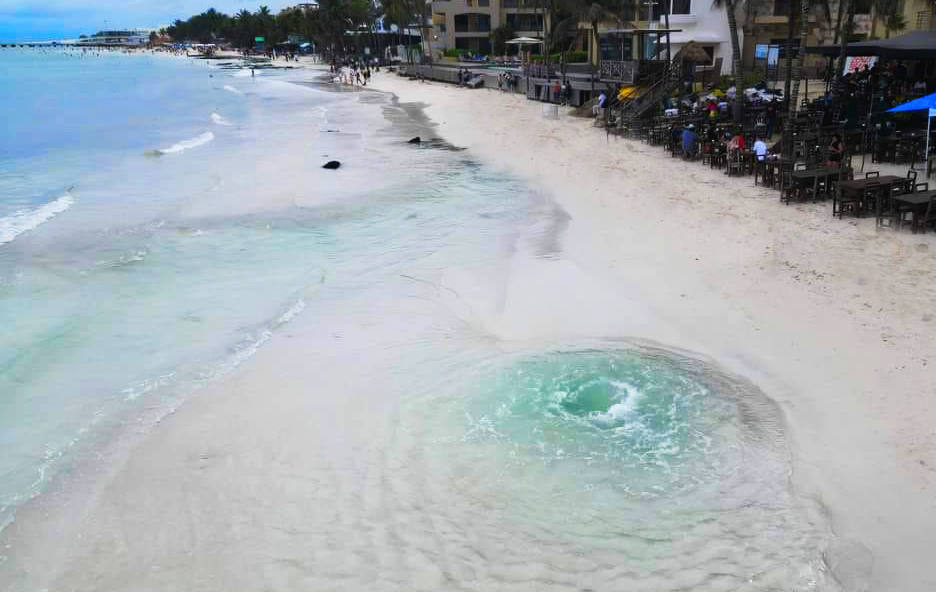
[409,346,842,591]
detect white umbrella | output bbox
[505,37,543,45]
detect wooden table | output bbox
[790,167,840,201]
[758,158,790,189]
[839,175,905,200]
[890,190,936,231]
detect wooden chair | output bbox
[904,169,918,193]
[781,170,797,203]
[726,150,744,176]
[915,197,936,233]
[896,183,929,231]
[852,182,881,218]
[876,188,899,228]
[700,141,714,166]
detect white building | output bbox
[650,0,738,75]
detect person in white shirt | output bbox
[753,138,768,161]
[593,91,607,116]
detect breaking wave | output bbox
[0,192,74,246]
[148,132,214,156]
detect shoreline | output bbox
[365,70,936,590]
[1,56,933,590]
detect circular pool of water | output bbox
[408,346,841,591]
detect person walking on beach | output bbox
[552,79,561,104]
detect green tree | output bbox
[490,25,517,56]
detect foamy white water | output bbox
[223,84,243,94]
[0,193,73,245]
[153,131,214,155]
[211,112,232,126]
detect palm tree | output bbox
[711,0,744,122]
[836,0,856,83]
[234,9,254,48]
[550,0,621,91]
[786,0,811,133]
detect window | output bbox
[455,36,492,53]
[700,44,715,65]
[853,0,872,13]
[599,33,633,61]
[671,0,691,14]
[454,13,491,32]
[769,37,800,59]
[477,0,489,6]
[505,13,543,30]
[772,0,789,16]
[658,0,690,15]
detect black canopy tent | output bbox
[808,30,936,59]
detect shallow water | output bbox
[0,51,843,590]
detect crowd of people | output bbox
[330,59,379,86]
[496,71,520,92]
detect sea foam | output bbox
[151,132,214,155]
[0,193,74,246]
[211,113,232,126]
[223,85,243,95]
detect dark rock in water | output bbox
[322,160,341,169]
[407,137,421,144]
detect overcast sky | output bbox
[0,0,285,41]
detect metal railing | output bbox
[523,63,556,78]
[599,60,637,84]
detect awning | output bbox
[664,32,724,44]
[808,30,936,59]
[506,37,543,45]
[603,28,683,34]
[888,91,936,114]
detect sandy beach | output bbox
[1,58,934,591]
[366,70,936,590]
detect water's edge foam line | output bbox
[0,193,74,246]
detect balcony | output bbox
[666,13,697,25]
[599,60,637,83]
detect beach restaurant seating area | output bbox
[610,114,936,234]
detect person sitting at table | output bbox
[682,124,697,158]
[827,134,844,167]
[727,131,741,151]
[753,138,768,161]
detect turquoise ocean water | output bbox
[0,49,847,590]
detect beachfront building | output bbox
[428,0,545,56]
[867,0,935,36]
[740,0,875,77]
[584,1,735,76]
[646,0,737,74]
[76,28,161,46]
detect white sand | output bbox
[363,72,936,590]
[2,65,934,591]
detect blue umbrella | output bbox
[888,91,936,172]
